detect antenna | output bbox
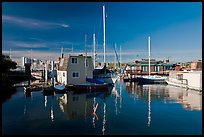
[72,44,74,55]
[61,46,64,58]
[9,48,11,59]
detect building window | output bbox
[63,72,65,77]
[143,66,147,72]
[72,72,79,78]
[155,66,160,72]
[157,66,160,72]
[71,58,78,64]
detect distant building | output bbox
[125,59,174,76]
[21,57,31,67]
[174,64,182,71]
[57,55,94,85]
[191,60,202,70]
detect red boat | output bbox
[73,83,109,92]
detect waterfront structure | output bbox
[124,36,172,83]
[57,55,94,85]
[125,59,174,76]
[190,60,202,70]
[166,70,202,91]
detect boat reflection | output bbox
[57,91,108,135]
[125,82,202,111]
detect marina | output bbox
[2,2,202,135]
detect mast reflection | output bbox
[102,101,106,135]
[148,86,151,127]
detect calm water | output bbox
[2,80,202,135]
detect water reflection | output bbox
[147,86,151,127]
[92,97,98,128]
[165,86,202,111]
[125,82,202,111]
[57,91,109,135]
[58,92,95,120]
[51,106,54,122]
[111,82,123,116]
[3,81,202,135]
[44,96,47,107]
[102,101,106,135]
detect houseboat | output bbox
[166,70,202,91]
[57,54,109,92]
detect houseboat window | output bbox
[72,72,79,78]
[71,58,78,64]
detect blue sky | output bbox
[2,2,202,63]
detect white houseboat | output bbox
[56,54,109,92]
[57,54,94,85]
[166,70,202,92]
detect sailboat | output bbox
[93,4,117,86]
[137,36,167,84]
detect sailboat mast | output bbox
[148,36,151,77]
[114,43,117,69]
[103,4,106,64]
[85,34,87,78]
[120,45,122,70]
[93,33,96,69]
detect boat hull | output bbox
[73,84,109,93]
[137,76,167,84]
[165,78,188,89]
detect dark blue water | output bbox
[2,80,202,135]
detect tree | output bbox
[2,54,17,72]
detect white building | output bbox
[57,55,94,85]
[166,71,202,91]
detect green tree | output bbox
[2,54,17,72]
